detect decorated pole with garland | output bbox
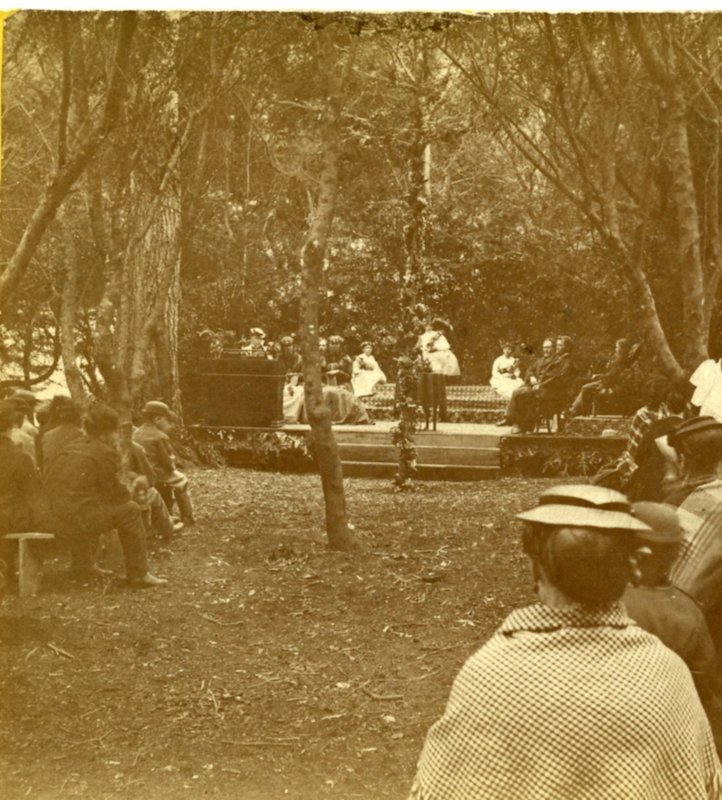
[391,356,421,489]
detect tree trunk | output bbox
[58,221,87,400]
[0,13,137,312]
[298,26,357,553]
[666,80,709,368]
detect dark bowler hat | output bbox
[668,415,722,450]
[631,502,682,544]
[143,401,176,420]
[517,484,651,532]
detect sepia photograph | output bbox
[0,7,721,799]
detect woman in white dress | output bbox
[417,319,461,377]
[352,342,386,398]
[490,343,523,400]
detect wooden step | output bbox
[333,429,503,449]
[338,442,499,466]
[341,461,500,481]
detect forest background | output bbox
[1,10,721,419]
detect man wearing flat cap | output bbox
[409,485,722,800]
[132,401,194,525]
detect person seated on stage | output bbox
[622,501,722,750]
[283,338,372,426]
[570,337,638,417]
[497,338,555,427]
[489,342,523,401]
[409,484,722,800]
[325,336,354,390]
[279,335,303,380]
[503,335,575,433]
[43,404,167,587]
[132,401,195,525]
[280,335,305,424]
[352,341,386,398]
[241,327,271,358]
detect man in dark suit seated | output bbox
[570,338,639,417]
[497,338,555,429]
[505,336,575,433]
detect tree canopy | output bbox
[1,11,720,400]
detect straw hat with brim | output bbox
[631,502,682,544]
[250,328,266,338]
[516,484,651,532]
[143,401,177,421]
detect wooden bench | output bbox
[4,533,55,597]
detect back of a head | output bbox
[524,524,633,604]
[517,485,651,606]
[49,395,82,426]
[84,404,119,437]
[669,416,722,474]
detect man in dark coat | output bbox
[504,336,575,433]
[133,401,194,524]
[40,396,84,473]
[498,338,556,428]
[44,404,166,587]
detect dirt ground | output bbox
[0,470,553,800]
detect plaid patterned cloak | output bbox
[671,479,722,612]
[410,603,722,800]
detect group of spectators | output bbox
[410,402,722,797]
[0,389,193,590]
[492,335,642,432]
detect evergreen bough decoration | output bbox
[391,357,421,489]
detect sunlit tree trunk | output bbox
[299,24,357,553]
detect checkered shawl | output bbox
[671,480,722,610]
[410,603,722,800]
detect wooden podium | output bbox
[196,354,285,428]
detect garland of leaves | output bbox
[390,359,421,489]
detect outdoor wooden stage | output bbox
[282,420,507,480]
